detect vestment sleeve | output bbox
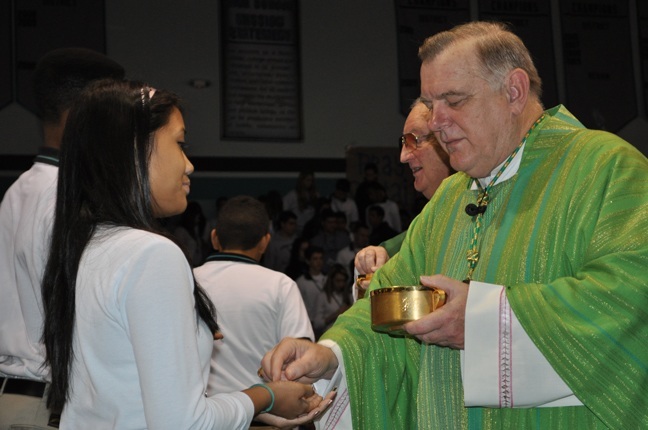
[313,340,352,429]
[463,281,581,407]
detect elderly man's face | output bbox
[420,42,518,179]
[400,103,451,199]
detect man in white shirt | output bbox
[194,196,314,397]
[364,182,402,233]
[0,48,124,430]
[329,178,358,229]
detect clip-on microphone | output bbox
[465,203,487,216]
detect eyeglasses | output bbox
[399,132,433,151]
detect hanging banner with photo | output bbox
[221,0,302,140]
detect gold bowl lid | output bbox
[370,285,434,296]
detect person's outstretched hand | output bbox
[261,337,338,384]
[255,387,337,429]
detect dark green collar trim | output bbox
[34,147,60,167]
[204,252,258,265]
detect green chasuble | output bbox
[321,106,648,429]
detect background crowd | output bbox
[162,166,411,339]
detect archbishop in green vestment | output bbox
[320,104,648,429]
[258,21,648,430]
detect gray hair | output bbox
[418,21,542,99]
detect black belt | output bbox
[0,377,47,398]
[0,377,60,428]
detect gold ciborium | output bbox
[370,286,446,335]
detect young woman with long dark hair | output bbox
[41,79,328,428]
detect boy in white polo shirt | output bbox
[194,195,314,396]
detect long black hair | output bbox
[41,79,218,411]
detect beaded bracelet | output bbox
[250,383,275,413]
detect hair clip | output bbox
[140,87,157,108]
[140,87,146,107]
